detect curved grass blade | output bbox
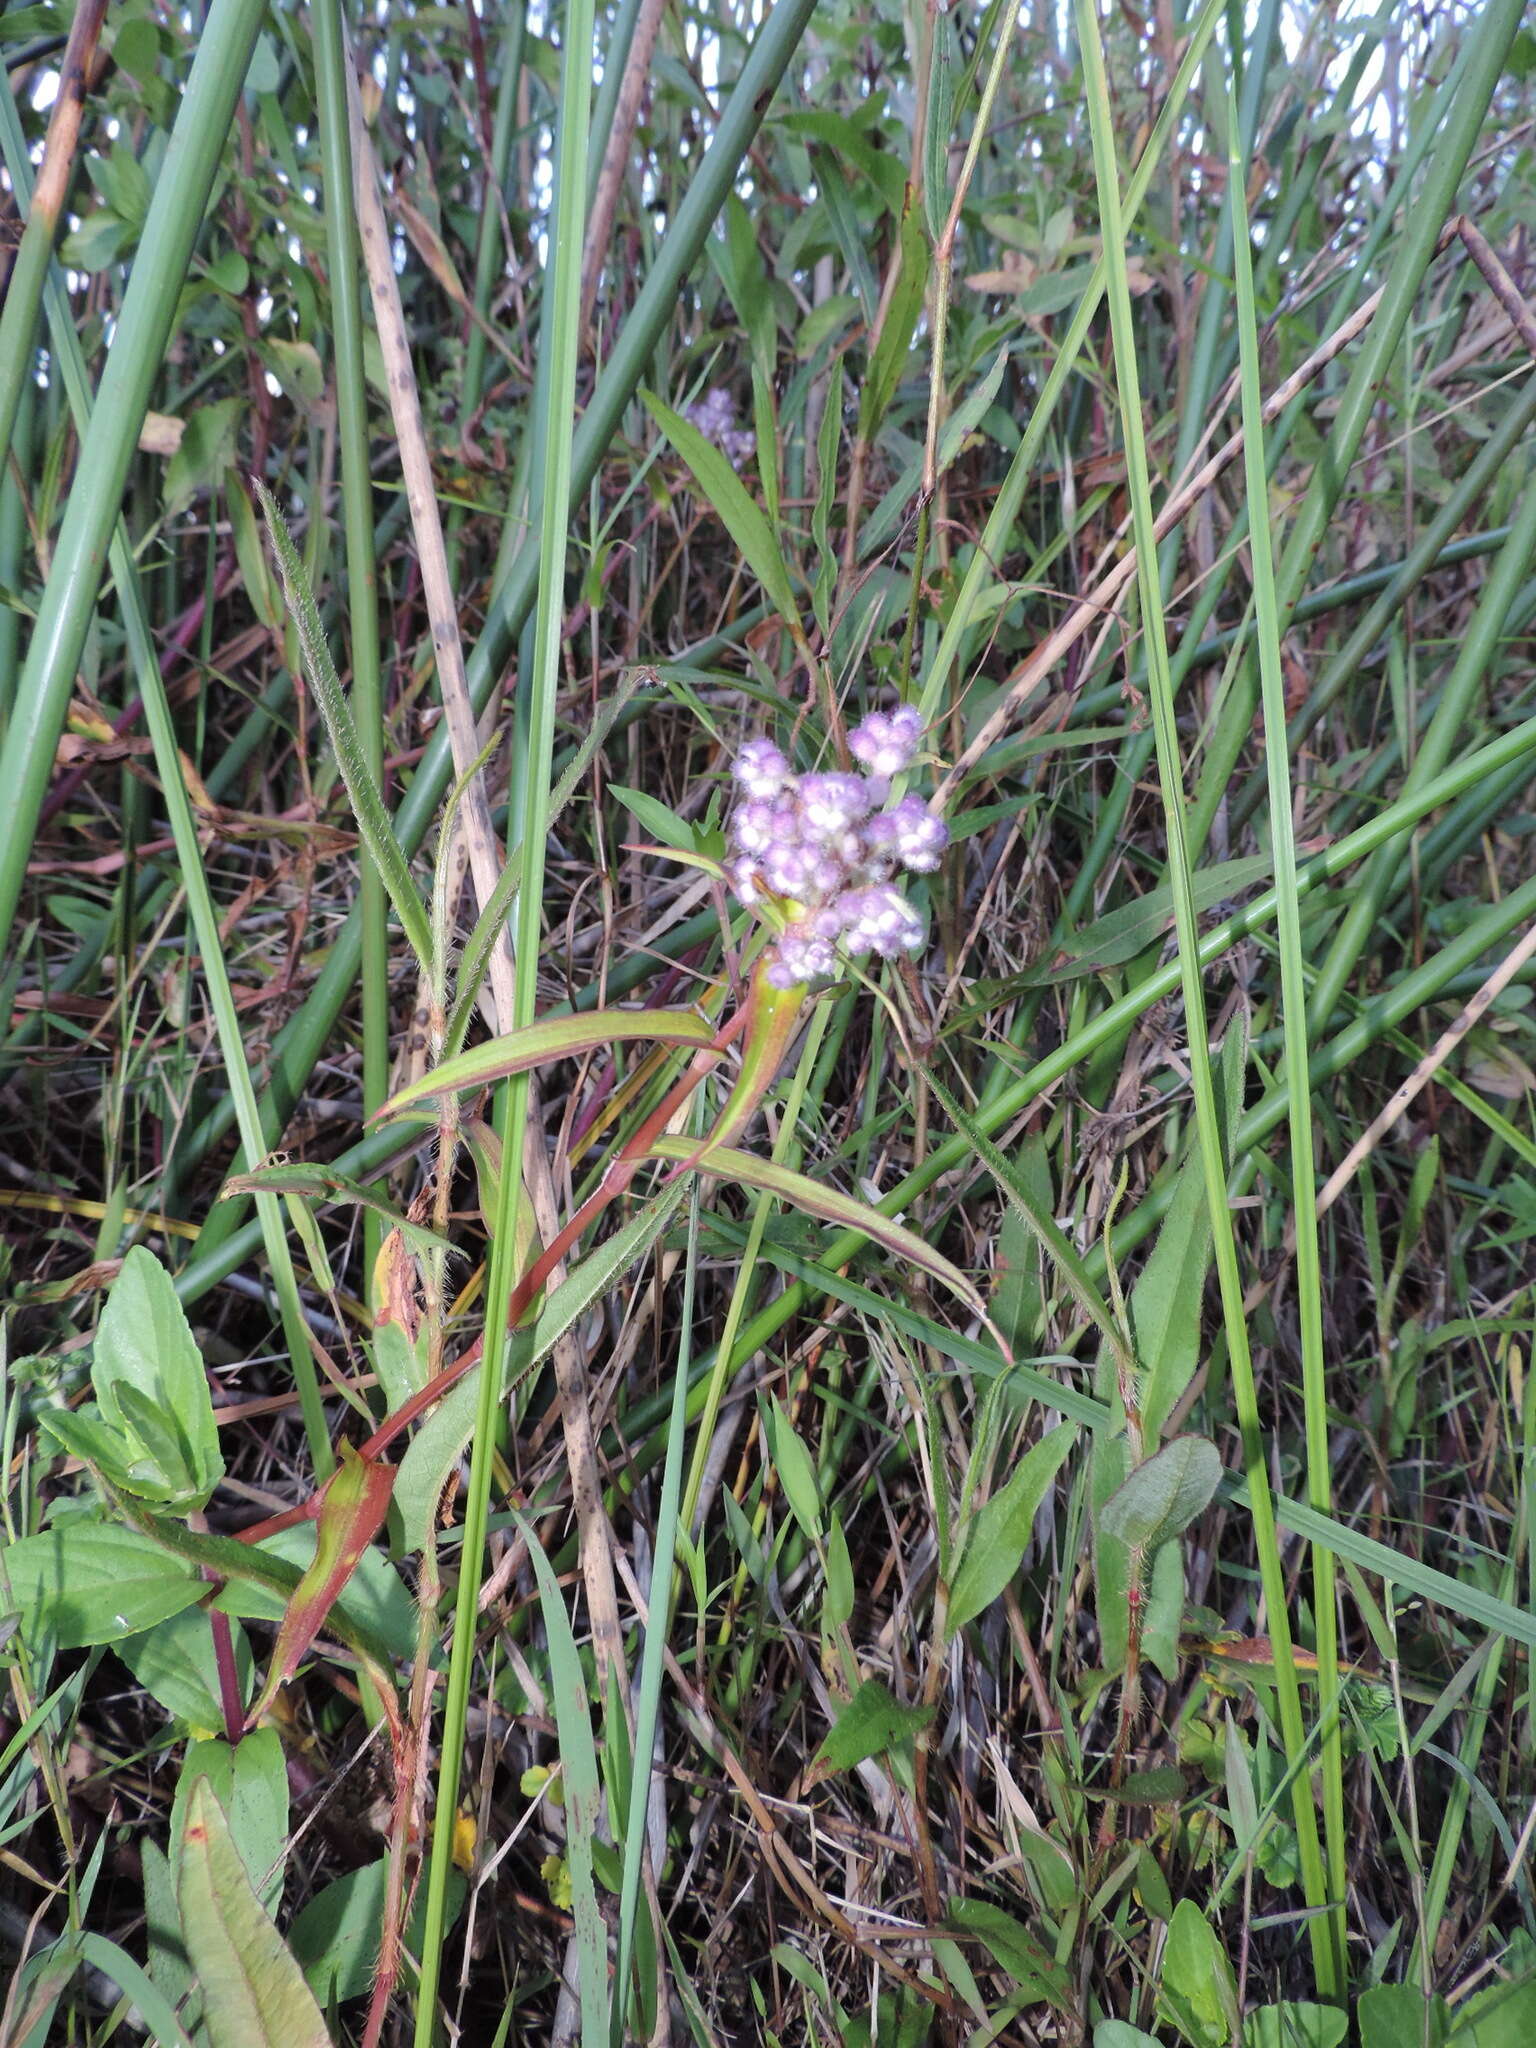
[644,1133,991,1331]
[380,1008,719,1119]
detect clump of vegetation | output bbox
[2,1,1535,2044]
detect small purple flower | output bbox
[835,885,925,958]
[885,793,948,874]
[726,853,762,903]
[733,737,790,801]
[797,772,871,839]
[759,841,817,900]
[769,922,838,987]
[848,705,923,778]
[723,714,946,984]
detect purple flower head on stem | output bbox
[724,706,948,986]
[848,704,923,779]
[797,772,872,841]
[732,736,790,801]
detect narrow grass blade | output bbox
[254,481,433,973]
[1228,101,1346,1963]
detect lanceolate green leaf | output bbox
[642,390,804,642]
[219,1162,455,1265]
[808,1677,934,1784]
[947,1423,1078,1636]
[507,1508,608,2042]
[380,1008,718,1118]
[1099,1437,1223,1554]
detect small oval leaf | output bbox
[1098,1436,1222,1554]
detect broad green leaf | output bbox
[1358,1987,1448,2048]
[777,110,906,213]
[0,1524,203,1647]
[117,1605,252,1734]
[944,1897,1071,2011]
[645,1135,988,1326]
[808,1678,933,1783]
[1100,1437,1223,1553]
[1245,2003,1348,2048]
[93,1246,221,1507]
[173,1732,289,1916]
[288,1857,466,2004]
[1158,1900,1240,2048]
[1096,2026,1163,2048]
[381,1008,717,1118]
[642,390,803,640]
[610,783,698,853]
[174,1778,328,2048]
[946,1423,1077,1636]
[35,1404,147,1495]
[166,397,243,517]
[1452,1937,1536,2048]
[392,1183,687,1552]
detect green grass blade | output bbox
[416,0,599,2026]
[0,0,268,952]
[1228,104,1346,1975]
[313,0,388,1257]
[254,482,433,974]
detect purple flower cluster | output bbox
[683,387,754,470]
[726,707,948,989]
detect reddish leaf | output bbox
[245,1444,394,1729]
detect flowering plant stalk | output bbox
[216,708,987,1694]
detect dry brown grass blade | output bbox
[580,0,670,334]
[1314,916,1536,1224]
[343,53,516,1035]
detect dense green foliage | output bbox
[2,0,1536,2041]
